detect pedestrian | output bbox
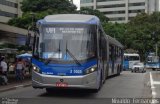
[15,58,25,81]
[0,61,5,85]
[0,57,8,85]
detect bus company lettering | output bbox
[112,98,130,104]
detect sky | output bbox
[73,0,80,10]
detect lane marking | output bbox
[150,72,156,98]
[153,81,160,85]
[14,85,24,88]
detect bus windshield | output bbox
[39,24,97,62]
[124,56,140,61]
[147,56,159,62]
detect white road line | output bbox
[14,85,24,88]
[150,72,156,99]
[153,81,160,85]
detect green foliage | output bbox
[7,0,160,60]
[8,0,77,29]
[126,12,160,59]
[103,22,126,45]
[21,0,76,13]
[103,12,160,60]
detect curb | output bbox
[0,82,32,93]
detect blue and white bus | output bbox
[30,14,123,93]
[123,53,140,70]
[145,52,160,70]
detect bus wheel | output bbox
[46,88,54,93]
[152,68,155,71]
[117,65,120,75]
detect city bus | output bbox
[145,52,160,70]
[123,53,140,70]
[29,14,123,93]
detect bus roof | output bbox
[107,35,123,48]
[37,14,100,25]
[124,53,139,56]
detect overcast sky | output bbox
[73,0,80,10]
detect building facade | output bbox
[0,0,23,23]
[0,0,28,46]
[80,0,159,23]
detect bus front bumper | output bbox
[32,71,98,89]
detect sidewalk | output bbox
[0,73,32,92]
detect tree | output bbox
[8,0,77,29]
[124,12,160,60]
[103,22,126,46]
[102,12,160,60]
[21,0,77,13]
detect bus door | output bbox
[112,45,115,73]
[109,44,114,73]
[99,30,105,81]
[123,56,129,70]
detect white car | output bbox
[131,62,146,73]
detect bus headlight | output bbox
[84,66,97,74]
[32,64,41,73]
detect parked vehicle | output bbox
[123,53,140,70]
[131,62,145,73]
[145,52,160,70]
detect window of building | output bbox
[109,17,125,21]
[128,17,134,21]
[0,10,18,18]
[103,10,125,14]
[0,0,18,8]
[81,0,93,4]
[97,0,121,2]
[86,6,94,9]
[129,2,145,7]
[97,4,125,9]
[128,9,145,13]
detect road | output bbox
[0,70,159,104]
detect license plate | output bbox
[56,82,68,87]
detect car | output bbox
[131,62,146,73]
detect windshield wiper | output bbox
[45,41,61,65]
[44,58,52,65]
[65,41,81,66]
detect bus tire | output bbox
[117,65,120,75]
[46,88,54,93]
[152,68,155,71]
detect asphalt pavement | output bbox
[0,70,156,104]
[0,73,31,92]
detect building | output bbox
[0,0,23,23]
[0,0,30,46]
[80,0,159,23]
